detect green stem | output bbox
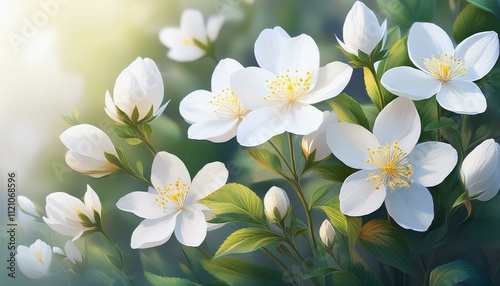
[97,228,134,285]
[288,134,298,178]
[367,65,385,110]
[179,245,200,282]
[122,168,151,186]
[262,247,300,286]
[130,123,157,156]
[268,140,294,177]
[436,101,442,141]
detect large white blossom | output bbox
[381,22,499,115]
[460,139,500,201]
[43,185,102,241]
[60,124,118,178]
[327,97,457,231]
[336,1,387,55]
[179,58,249,142]
[159,9,224,62]
[105,57,167,124]
[231,27,352,147]
[116,151,228,248]
[16,239,52,279]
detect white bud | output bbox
[264,186,290,222]
[319,219,335,247]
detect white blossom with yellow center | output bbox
[230,26,353,147]
[180,59,249,143]
[381,22,499,115]
[117,151,228,248]
[327,97,458,231]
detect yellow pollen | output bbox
[422,52,467,82]
[155,177,190,211]
[366,141,414,192]
[35,251,44,265]
[263,70,312,103]
[182,38,192,46]
[210,87,249,118]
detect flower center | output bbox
[264,70,312,103]
[182,38,192,46]
[156,177,190,210]
[421,52,467,82]
[35,251,44,265]
[366,141,413,191]
[210,88,248,118]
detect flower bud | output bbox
[319,219,335,247]
[336,1,387,55]
[460,139,500,201]
[264,186,290,222]
[18,196,40,218]
[17,239,52,279]
[302,111,338,161]
[60,124,118,178]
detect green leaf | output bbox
[412,224,450,257]
[467,0,500,17]
[332,271,363,286]
[364,67,384,111]
[131,106,140,124]
[136,160,144,176]
[309,184,337,209]
[327,93,370,130]
[144,272,202,286]
[200,183,266,224]
[414,97,438,140]
[332,264,383,286]
[62,108,83,126]
[377,0,436,29]
[303,267,336,279]
[377,37,411,75]
[214,227,284,259]
[104,151,122,168]
[106,254,123,270]
[429,260,492,286]
[453,4,500,43]
[477,67,500,120]
[358,219,414,275]
[201,257,287,286]
[313,164,357,183]
[424,117,458,132]
[247,148,283,175]
[113,125,136,139]
[140,123,153,140]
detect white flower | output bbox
[381,22,499,115]
[327,97,458,231]
[231,27,352,147]
[18,196,40,218]
[116,151,228,248]
[319,219,335,247]
[105,57,167,124]
[43,185,102,241]
[179,58,249,142]
[263,186,290,222]
[60,124,118,178]
[460,139,500,201]
[16,239,52,279]
[336,1,387,55]
[302,111,338,161]
[62,241,83,264]
[159,9,224,62]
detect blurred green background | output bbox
[0,0,466,285]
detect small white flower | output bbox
[231,26,352,146]
[60,124,118,178]
[117,151,228,248]
[381,22,499,115]
[327,97,458,231]
[105,57,167,124]
[17,239,52,279]
[159,9,224,62]
[18,196,40,218]
[461,139,500,201]
[263,186,290,222]
[336,1,387,55]
[43,185,102,241]
[180,58,249,142]
[302,111,338,161]
[319,219,335,247]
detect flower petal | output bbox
[175,208,207,247]
[381,67,442,100]
[207,14,224,41]
[211,58,244,94]
[408,22,455,72]
[64,151,116,178]
[188,118,239,142]
[236,106,287,147]
[283,103,323,135]
[189,162,228,202]
[159,27,182,49]
[409,142,458,187]
[254,26,290,73]
[385,183,434,231]
[151,152,191,190]
[84,185,101,217]
[275,34,320,74]
[437,80,486,115]
[230,67,277,110]
[179,90,217,124]
[130,216,178,249]
[60,124,116,159]
[301,61,352,104]
[373,97,420,154]
[167,46,205,62]
[454,31,499,81]
[339,170,386,216]
[343,1,385,54]
[104,90,122,123]
[181,9,207,45]
[116,191,169,219]
[327,122,380,169]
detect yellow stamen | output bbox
[422,52,467,82]
[155,177,190,210]
[209,88,248,118]
[264,69,312,103]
